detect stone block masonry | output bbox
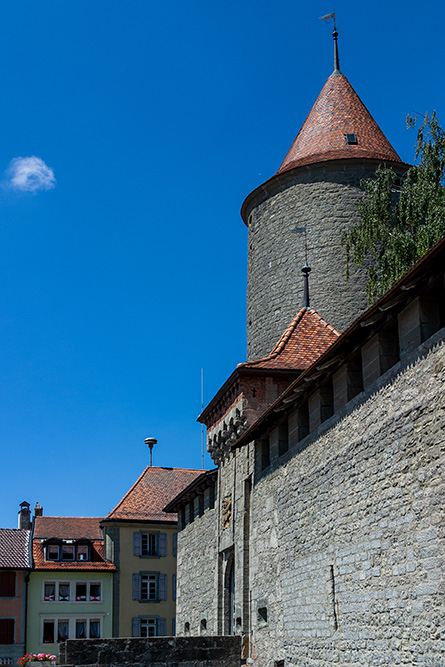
[175,327,445,667]
[249,333,445,666]
[59,636,241,667]
[246,164,379,360]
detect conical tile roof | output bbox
[277,71,402,174]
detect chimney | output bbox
[34,502,43,518]
[18,501,31,530]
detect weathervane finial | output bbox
[319,10,340,73]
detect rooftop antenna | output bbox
[319,10,340,72]
[201,368,205,469]
[144,437,157,467]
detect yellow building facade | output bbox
[102,466,202,637]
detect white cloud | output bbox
[6,156,56,193]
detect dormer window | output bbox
[345,133,358,145]
[61,544,75,560]
[46,544,60,561]
[77,545,89,561]
[44,540,91,562]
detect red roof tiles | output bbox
[238,308,339,371]
[32,517,115,571]
[32,541,115,571]
[104,466,203,523]
[0,529,31,569]
[277,71,403,174]
[33,516,103,541]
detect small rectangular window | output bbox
[141,533,158,557]
[89,620,100,638]
[0,618,14,644]
[141,574,158,601]
[140,618,157,637]
[44,583,56,601]
[345,133,358,144]
[57,620,69,642]
[76,583,87,601]
[61,544,75,561]
[77,545,89,561]
[0,572,16,597]
[75,620,87,639]
[89,583,101,601]
[46,544,59,561]
[43,620,55,643]
[58,583,70,601]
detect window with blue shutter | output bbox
[159,573,167,600]
[132,573,141,600]
[158,617,167,636]
[172,618,176,636]
[159,533,167,557]
[132,618,140,637]
[133,532,142,556]
[172,574,176,601]
[173,533,177,557]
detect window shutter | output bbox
[159,573,167,600]
[173,533,177,557]
[132,573,141,600]
[159,533,167,557]
[131,618,140,637]
[171,618,176,636]
[133,532,142,556]
[158,617,167,637]
[172,574,176,601]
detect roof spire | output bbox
[319,11,340,73]
[302,264,311,308]
[333,18,340,72]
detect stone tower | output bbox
[242,29,408,360]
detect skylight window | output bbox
[345,133,358,145]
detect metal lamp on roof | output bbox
[144,437,157,466]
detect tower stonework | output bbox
[242,69,408,361]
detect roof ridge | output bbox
[36,516,104,520]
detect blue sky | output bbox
[1,1,444,528]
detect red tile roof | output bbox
[277,72,403,175]
[0,529,31,569]
[238,308,339,371]
[32,540,115,571]
[32,517,115,571]
[104,466,204,523]
[33,516,103,541]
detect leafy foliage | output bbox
[343,112,445,303]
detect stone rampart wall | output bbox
[59,636,241,667]
[176,329,445,667]
[176,502,219,636]
[249,333,445,666]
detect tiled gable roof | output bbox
[32,540,115,571]
[33,516,103,540]
[104,466,203,523]
[32,517,115,571]
[277,71,403,174]
[238,308,339,371]
[0,529,31,569]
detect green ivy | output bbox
[342,112,445,303]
